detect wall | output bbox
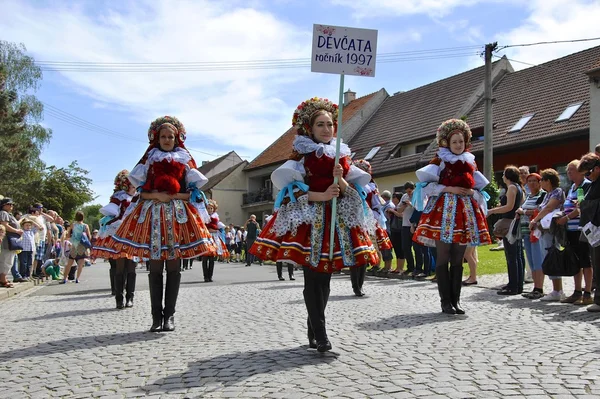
[374,171,418,194]
[341,89,388,143]
[212,163,247,226]
[204,152,244,178]
[589,75,600,151]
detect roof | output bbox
[349,61,497,176]
[198,150,235,175]
[245,91,380,170]
[466,45,600,154]
[203,161,247,191]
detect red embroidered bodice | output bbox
[206,214,219,230]
[141,160,187,194]
[303,153,351,193]
[439,161,475,189]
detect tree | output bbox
[81,204,103,231]
[0,41,52,207]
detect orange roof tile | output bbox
[245,92,379,170]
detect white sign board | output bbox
[311,24,378,77]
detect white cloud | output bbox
[1,0,313,151]
[495,0,600,70]
[330,0,485,19]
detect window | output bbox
[364,146,381,161]
[509,113,534,133]
[386,144,401,160]
[555,103,583,122]
[263,178,273,193]
[415,144,429,154]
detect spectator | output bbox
[462,247,479,285]
[518,173,547,299]
[0,198,22,288]
[488,166,524,295]
[519,165,531,195]
[41,258,61,280]
[244,215,259,267]
[396,182,417,277]
[385,192,405,274]
[528,169,566,301]
[595,143,600,157]
[234,226,244,262]
[18,217,42,279]
[60,211,91,284]
[27,204,55,278]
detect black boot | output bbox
[307,319,317,349]
[357,265,366,296]
[276,262,285,281]
[436,265,455,314]
[303,268,332,352]
[148,272,163,332]
[202,257,209,282]
[163,271,181,332]
[125,271,136,308]
[450,265,465,314]
[109,260,116,295]
[288,264,295,281]
[114,270,125,309]
[350,267,362,296]
[208,257,215,282]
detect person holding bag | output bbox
[488,166,524,295]
[60,211,92,284]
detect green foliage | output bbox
[483,174,500,208]
[81,204,103,230]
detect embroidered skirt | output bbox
[413,193,491,247]
[91,217,129,259]
[372,225,393,251]
[102,199,217,260]
[211,232,229,257]
[250,200,379,273]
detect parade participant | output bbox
[250,97,378,352]
[92,170,138,309]
[201,199,228,282]
[413,119,492,315]
[104,116,216,332]
[351,159,393,296]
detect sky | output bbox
[1,0,600,207]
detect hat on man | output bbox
[32,203,43,209]
[0,198,15,207]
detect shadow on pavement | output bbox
[261,284,304,290]
[51,288,111,296]
[357,312,461,331]
[47,293,112,302]
[0,331,161,363]
[284,294,366,306]
[15,307,116,322]
[140,347,338,394]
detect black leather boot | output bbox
[276,262,285,280]
[114,270,125,309]
[163,271,181,332]
[450,265,465,314]
[436,265,456,314]
[148,272,163,332]
[202,257,209,282]
[357,265,366,296]
[208,258,215,282]
[288,264,295,281]
[350,267,362,296]
[109,260,116,296]
[125,271,136,308]
[307,319,317,348]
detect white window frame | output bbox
[364,146,381,161]
[509,113,535,133]
[555,103,583,122]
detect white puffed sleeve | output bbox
[345,165,371,187]
[473,171,489,190]
[185,167,209,189]
[271,160,306,190]
[99,203,119,217]
[416,164,440,183]
[128,163,148,189]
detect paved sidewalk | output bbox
[2,260,600,398]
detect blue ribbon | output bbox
[413,182,428,212]
[352,183,370,217]
[188,184,208,205]
[481,190,490,202]
[274,181,309,209]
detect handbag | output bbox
[493,218,512,238]
[541,243,580,276]
[505,217,522,244]
[6,232,24,251]
[80,232,92,249]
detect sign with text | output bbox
[311,24,378,77]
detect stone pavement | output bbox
[2,260,600,398]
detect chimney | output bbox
[343,89,356,105]
[201,161,209,166]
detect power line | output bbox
[498,37,600,51]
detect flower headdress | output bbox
[353,159,372,175]
[207,199,218,211]
[292,97,339,136]
[436,119,472,148]
[113,170,131,192]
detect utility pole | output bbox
[483,42,497,181]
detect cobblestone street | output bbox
[2,261,600,398]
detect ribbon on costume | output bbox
[274,181,309,209]
[352,183,370,217]
[188,184,208,205]
[481,190,490,202]
[413,182,429,212]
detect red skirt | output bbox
[102,199,217,260]
[373,225,393,251]
[413,193,491,246]
[250,201,379,273]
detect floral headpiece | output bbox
[148,116,186,145]
[353,159,372,175]
[114,170,131,192]
[207,199,218,211]
[436,119,472,148]
[292,97,339,136]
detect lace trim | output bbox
[293,135,351,158]
[146,147,191,165]
[270,194,314,236]
[338,187,378,236]
[438,148,475,165]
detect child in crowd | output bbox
[18,217,42,278]
[41,258,61,280]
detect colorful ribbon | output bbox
[274,181,309,209]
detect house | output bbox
[349,45,600,193]
[243,89,388,225]
[197,150,246,225]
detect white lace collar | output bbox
[438,147,475,165]
[146,147,191,165]
[112,190,132,202]
[293,135,351,158]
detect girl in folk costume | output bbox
[413,119,491,315]
[201,199,229,282]
[91,170,138,308]
[351,159,393,297]
[250,97,379,352]
[104,116,216,332]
